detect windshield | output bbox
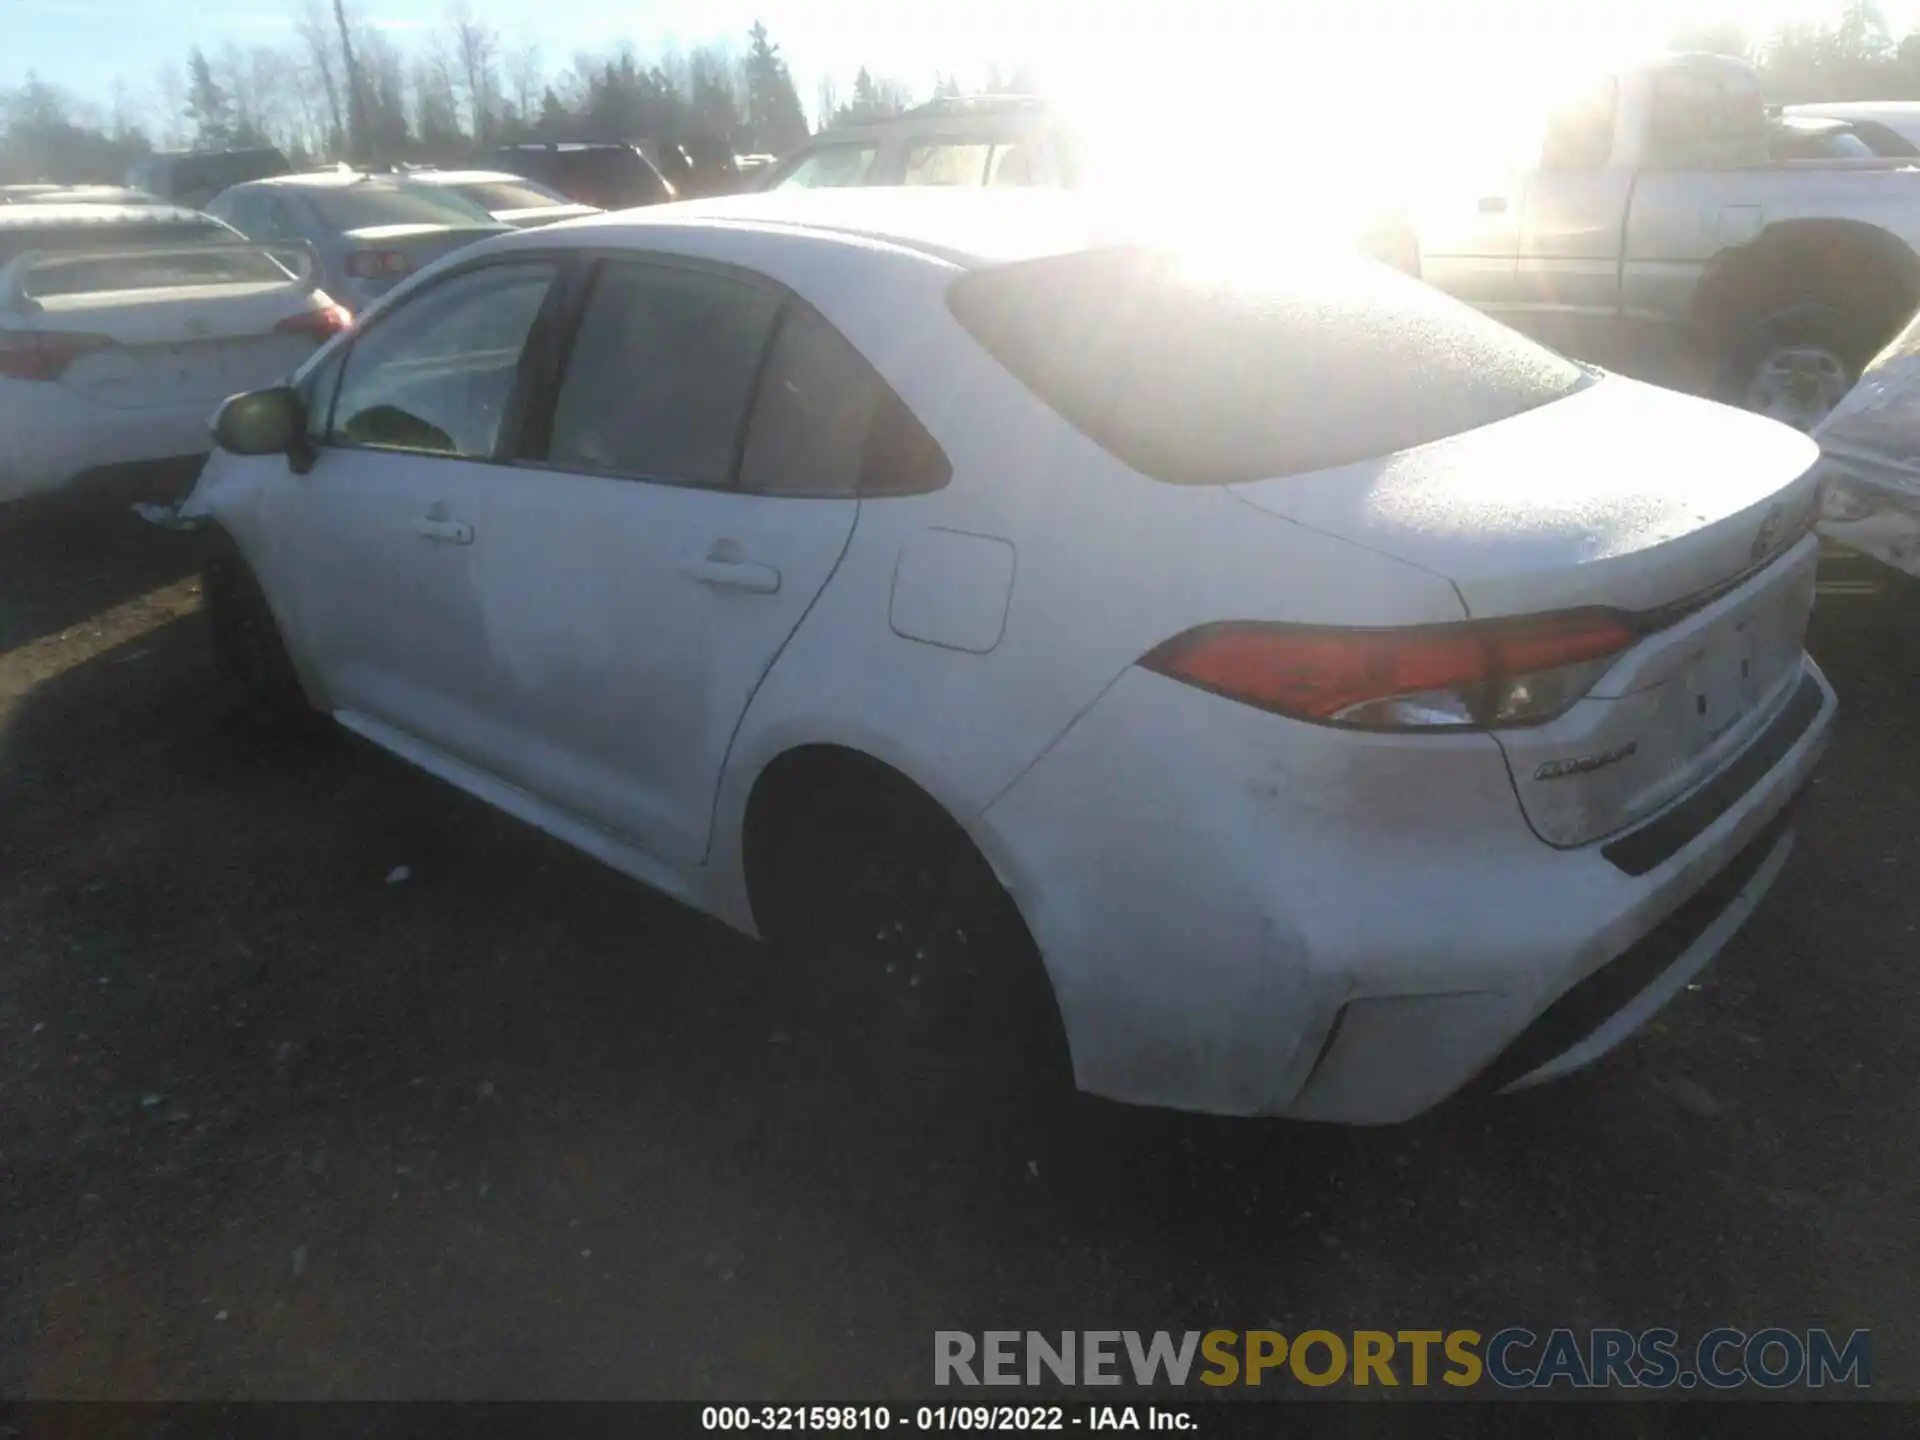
[307,183,495,231]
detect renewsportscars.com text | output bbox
[934,1327,1872,1390]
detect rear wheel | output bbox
[748,761,1071,1093]
[1727,304,1871,432]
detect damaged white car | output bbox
[179,190,1835,1122]
[1814,304,1920,581]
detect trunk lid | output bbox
[9,244,325,408]
[1230,374,1825,848]
[343,222,510,269]
[492,204,600,229]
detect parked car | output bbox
[756,95,1423,275]
[3,184,161,206]
[1,203,348,506]
[125,146,291,210]
[488,142,676,209]
[179,188,1833,1123]
[394,168,601,228]
[1768,113,1919,161]
[204,170,510,312]
[1415,52,1920,430]
[1783,100,1920,154]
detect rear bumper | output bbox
[1,387,217,505]
[977,655,1836,1123]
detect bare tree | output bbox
[296,0,345,154]
[153,60,188,148]
[815,74,840,131]
[448,1,500,143]
[505,40,543,124]
[332,0,368,159]
[107,77,141,143]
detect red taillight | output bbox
[276,303,353,341]
[1141,611,1637,730]
[344,249,411,280]
[0,329,114,382]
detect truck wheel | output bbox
[1728,304,1870,432]
[203,549,317,732]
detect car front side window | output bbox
[325,260,556,458]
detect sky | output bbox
[6,0,1920,133]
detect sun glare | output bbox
[1036,2,1715,226]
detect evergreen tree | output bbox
[742,21,809,152]
[185,47,234,147]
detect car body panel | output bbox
[0,212,335,503]
[181,193,1837,1120]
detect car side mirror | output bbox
[214,386,303,457]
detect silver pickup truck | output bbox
[1416,52,1920,431]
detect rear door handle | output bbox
[678,554,781,593]
[412,516,473,545]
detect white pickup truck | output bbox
[1415,52,1920,431]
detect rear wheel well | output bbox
[743,745,971,930]
[740,742,1070,1078]
[1695,220,1920,367]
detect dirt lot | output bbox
[1,496,1915,1400]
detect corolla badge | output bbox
[1534,740,1638,782]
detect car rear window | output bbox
[454,180,570,211]
[22,246,290,299]
[946,245,1587,485]
[545,150,672,206]
[0,219,228,268]
[308,184,493,231]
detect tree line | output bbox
[9,1,1920,186]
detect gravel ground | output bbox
[1,498,1914,1400]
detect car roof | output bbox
[237,170,419,192]
[0,202,213,229]
[401,169,549,187]
[497,142,632,153]
[523,188,1300,271]
[1787,101,1920,118]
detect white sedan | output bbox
[1,203,349,506]
[181,190,1835,1123]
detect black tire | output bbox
[203,547,318,732]
[1726,303,1877,432]
[749,768,1071,1092]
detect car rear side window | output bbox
[947,245,1587,486]
[546,262,781,487]
[737,304,950,498]
[904,141,993,186]
[776,145,880,189]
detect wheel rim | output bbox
[1742,344,1852,431]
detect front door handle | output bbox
[678,553,781,593]
[412,515,473,545]
[1478,195,1509,215]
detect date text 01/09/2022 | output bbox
[701,1405,1195,1431]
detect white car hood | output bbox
[1229,375,1822,619]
